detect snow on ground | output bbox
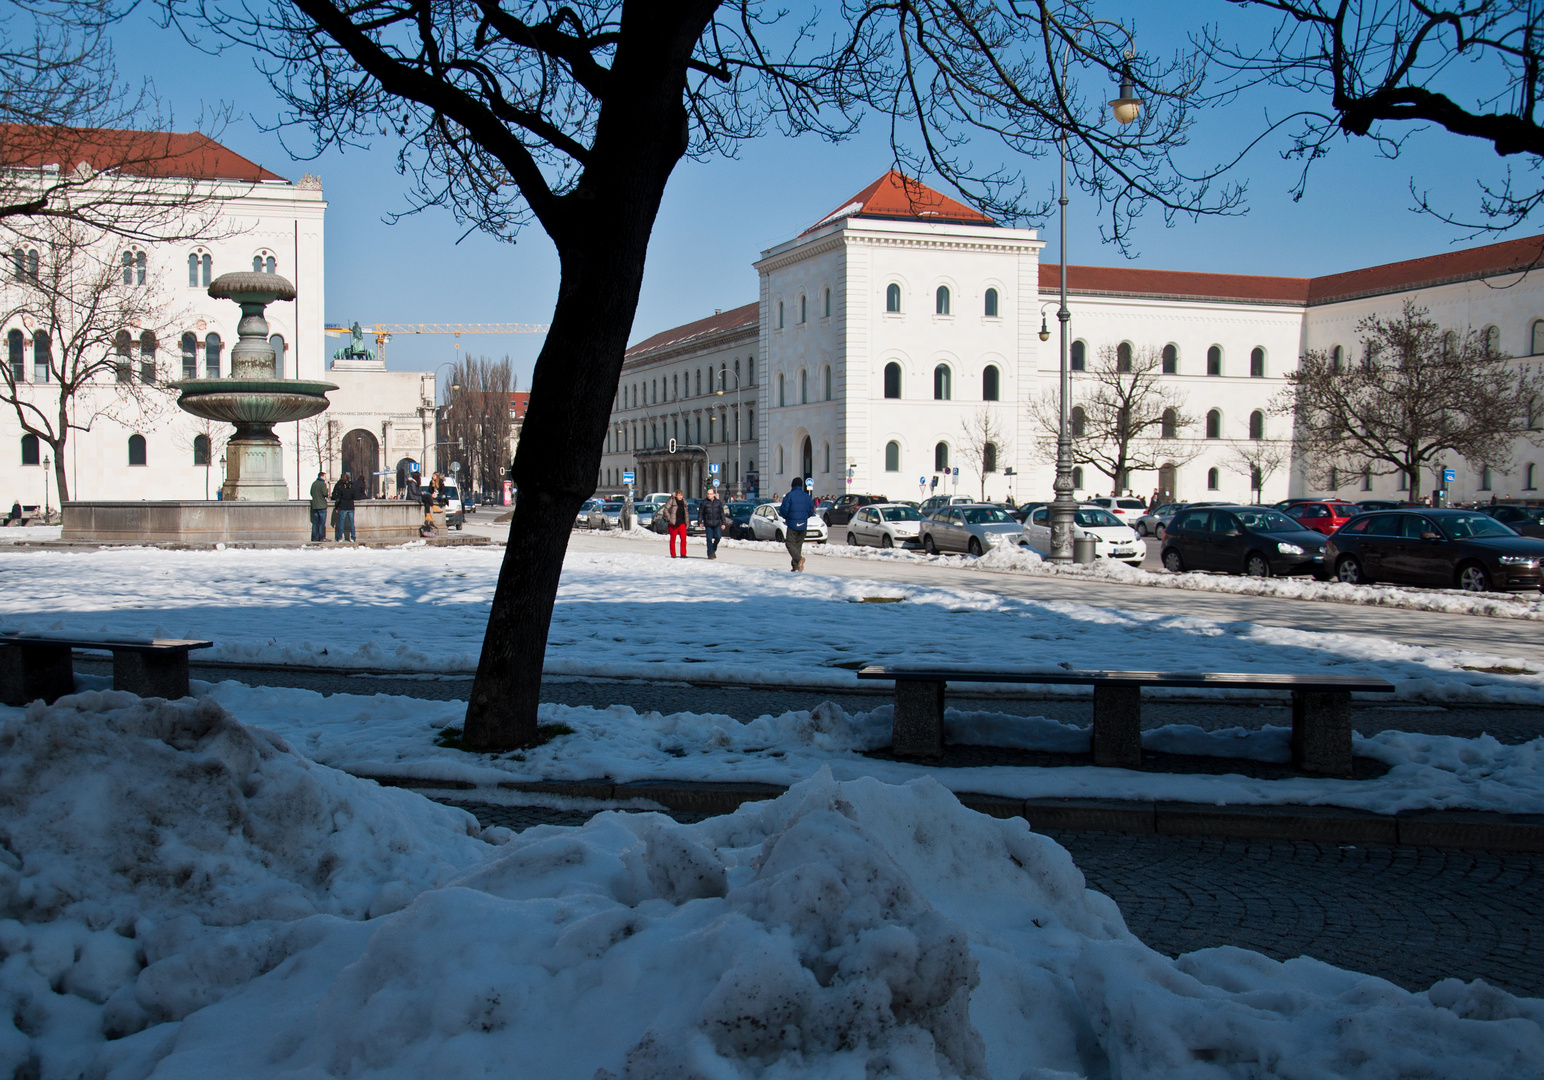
[0,546,1541,705]
[0,524,61,544]
[7,693,1542,1079]
[190,680,1544,815]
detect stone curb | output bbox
[4,536,490,551]
[353,774,1544,852]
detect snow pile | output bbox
[131,770,1544,1078]
[0,691,505,1079]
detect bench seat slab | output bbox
[893,681,945,758]
[1092,685,1143,768]
[1292,689,1353,777]
[114,650,192,700]
[0,645,74,706]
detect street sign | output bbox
[450,461,461,473]
[623,470,635,483]
[952,468,959,477]
[1444,468,1456,482]
[409,462,420,473]
[709,463,719,474]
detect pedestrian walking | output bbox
[1149,489,1161,512]
[699,486,726,559]
[308,472,328,542]
[332,472,357,541]
[661,488,690,557]
[779,476,815,572]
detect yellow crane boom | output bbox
[325,321,549,363]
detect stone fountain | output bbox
[175,272,335,500]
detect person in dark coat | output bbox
[698,487,727,560]
[660,488,690,558]
[332,471,357,542]
[778,477,815,572]
[308,472,329,542]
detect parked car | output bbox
[918,494,976,518]
[1485,504,1544,538]
[1021,504,1144,564]
[725,501,757,539]
[822,493,889,527]
[439,484,465,530]
[1326,509,1544,592]
[747,501,827,543]
[1281,499,1359,536]
[1355,499,1421,512]
[1006,500,1048,524]
[1085,496,1150,524]
[1160,505,1328,577]
[1133,501,1225,538]
[844,503,923,548]
[586,498,624,530]
[918,503,1023,555]
[649,497,703,534]
[576,498,606,528]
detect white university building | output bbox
[0,129,436,511]
[601,171,1544,506]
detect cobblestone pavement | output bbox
[441,798,1544,997]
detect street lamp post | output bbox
[42,455,51,520]
[1047,27,1143,563]
[714,370,745,499]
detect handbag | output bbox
[330,507,339,528]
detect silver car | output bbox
[586,498,623,530]
[577,498,606,528]
[919,503,1023,555]
[748,501,827,543]
[845,503,923,548]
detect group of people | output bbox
[655,478,817,573]
[307,469,449,542]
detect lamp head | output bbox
[1109,59,1143,125]
[1038,313,1051,342]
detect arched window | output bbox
[983,442,997,473]
[672,373,679,399]
[801,437,812,478]
[32,331,50,382]
[1207,345,1222,376]
[823,442,830,473]
[1361,467,1373,492]
[122,249,147,285]
[1071,406,1086,438]
[883,362,901,399]
[1250,347,1265,378]
[935,286,951,315]
[1331,345,1344,373]
[695,369,701,396]
[799,368,808,404]
[1071,466,1084,489]
[934,442,949,472]
[1206,409,1221,439]
[181,333,198,380]
[933,364,951,400]
[823,365,832,401]
[1441,330,1458,358]
[778,301,784,329]
[252,252,277,274]
[1071,340,1086,372]
[1480,466,1493,491]
[114,330,132,383]
[778,372,785,407]
[1207,467,1219,491]
[1248,410,1265,439]
[800,294,807,323]
[6,329,22,382]
[1532,320,1544,356]
[886,283,901,313]
[777,445,784,474]
[1484,325,1500,353]
[20,433,39,466]
[984,288,999,318]
[1527,463,1538,490]
[187,252,198,286]
[1161,408,1178,439]
[205,333,222,378]
[982,364,1000,401]
[193,433,211,466]
[1117,342,1133,373]
[139,331,156,384]
[885,440,900,471]
[269,334,286,377]
[1162,344,1178,374]
[823,288,831,317]
[128,434,147,466]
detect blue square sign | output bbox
[1443,469,1456,483]
[623,470,635,484]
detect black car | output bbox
[1160,505,1328,578]
[822,493,889,527]
[1485,504,1544,539]
[1327,509,1544,592]
[725,501,756,539]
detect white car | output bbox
[845,503,923,548]
[1022,504,1144,564]
[748,501,827,543]
[1086,496,1150,525]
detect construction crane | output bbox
[325,321,549,364]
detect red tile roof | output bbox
[509,392,530,420]
[0,125,288,183]
[626,302,758,359]
[1039,263,1310,304]
[805,170,995,233]
[1307,233,1544,304]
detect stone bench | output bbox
[855,665,1396,777]
[0,632,214,705]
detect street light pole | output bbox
[42,455,51,519]
[715,370,745,499]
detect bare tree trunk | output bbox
[51,436,68,503]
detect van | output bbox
[441,484,465,530]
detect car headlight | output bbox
[1499,555,1539,567]
[1276,542,1304,555]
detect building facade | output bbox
[604,171,1544,507]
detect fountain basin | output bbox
[175,379,338,426]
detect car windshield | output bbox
[881,506,921,521]
[1509,507,1544,524]
[1234,509,1297,532]
[961,507,1013,524]
[1074,508,1122,528]
[442,486,458,500]
[1441,514,1517,539]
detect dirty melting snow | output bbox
[3,692,1540,1079]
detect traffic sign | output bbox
[409,462,420,473]
[1444,468,1456,482]
[709,463,719,474]
[622,470,635,484]
[952,468,959,477]
[669,438,677,453]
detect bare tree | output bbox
[175,414,229,498]
[1199,1,1544,232]
[0,218,183,500]
[1028,344,1198,494]
[957,407,1012,502]
[298,414,333,475]
[1279,301,1543,501]
[169,0,1238,749]
[444,355,515,498]
[1225,439,1291,504]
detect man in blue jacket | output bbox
[778,476,815,572]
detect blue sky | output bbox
[116,3,1530,384]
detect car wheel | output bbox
[922,534,937,555]
[1155,524,1166,541]
[968,537,983,557]
[1457,562,1492,593]
[774,530,784,543]
[847,532,857,546]
[881,534,894,548]
[1336,556,1367,585]
[1245,552,1271,578]
[1136,521,1149,537]
[1162,548,1184,573]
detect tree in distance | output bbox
[1028,343,1198,496]
[1225,438,1290,506]
[443,356,515,500]
[168,0,1239,749]
[1278,301,1544,500]
[957,407,1012,503]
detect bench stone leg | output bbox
[892,681,945,758]
[114,651,191,700]
[1092,685,1142,768]
[1292,690,1353,777]
[0,645,74,706]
